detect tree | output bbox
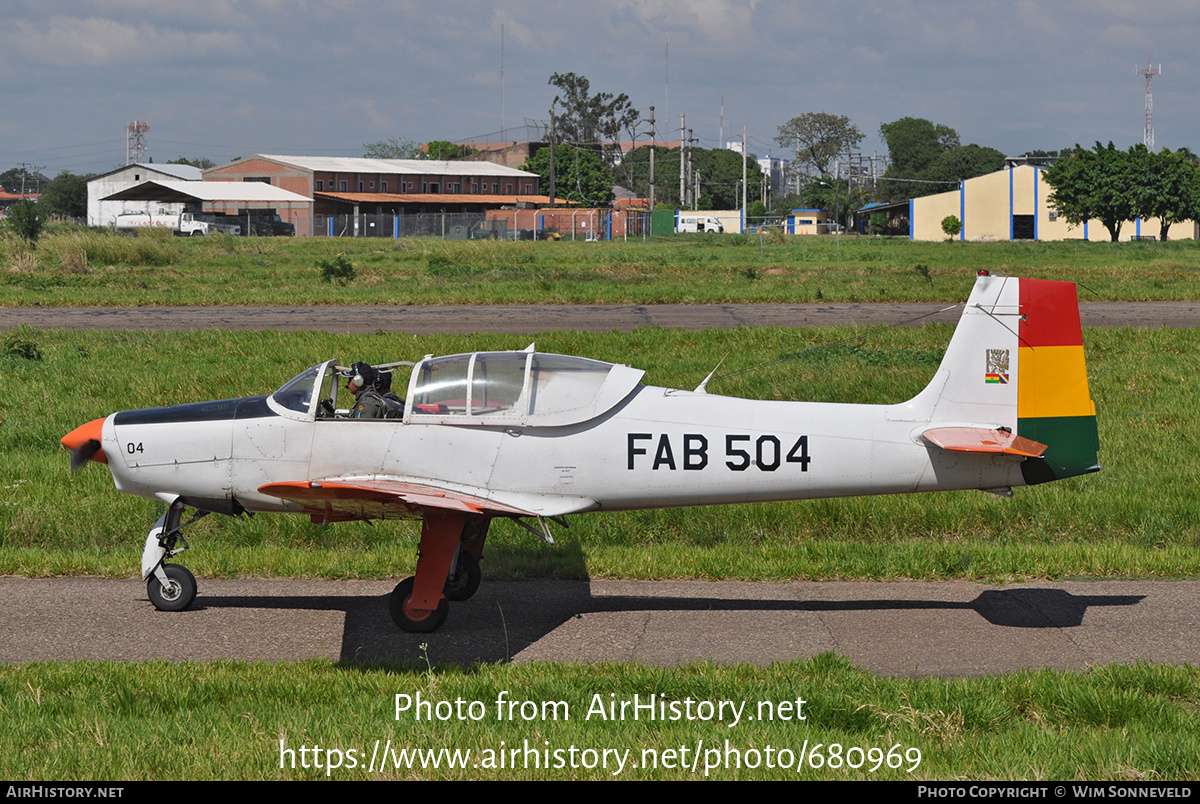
[425,141,476,161]
[1128,146,1197,241]
[877,119,1000,202]
[924,144,1005,186]
[775,112,863,179]
[522,144,613,206]
[548,72,639,147]
[167,156,216,169]
[5,200,44,243]
[616,145,763,209]
[879,117,960,174]
[747,200,767,224]
[39,172,90,219]
[0,167,49,195]
[941,215,962,240]
[363,137,424,159]
[795,177,868,231]
[1043,142,1134,241]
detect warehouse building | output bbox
[87,163,202,226]
[204,155,545,235]
[908,164,1195,241]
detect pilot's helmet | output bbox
[351,362,379,391]
[376,369,393,394]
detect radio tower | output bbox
[126,120,150,164]
[1137,62,1161,151]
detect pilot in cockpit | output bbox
[346,362,388,419]
[345,362,405,420]
[374,367,406,419]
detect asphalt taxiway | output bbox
[2,577,1195,676]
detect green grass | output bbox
[1,226,1199,306]
[2,325,1197,581]
[1,657,1196,780]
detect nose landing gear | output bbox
[141,499,208,612]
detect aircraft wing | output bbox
[921,427,1047,458]
[258,479,572,522]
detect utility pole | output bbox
[18,162,44,196]
[688,128,695,209]
[548,101,556,207]
[741,125,747,231]
[679,114,686,208]
[648,106,656,211]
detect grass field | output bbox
[2,324,1197,580]
[2,226,1199,306]
[1,656,1196,780]
[2,244,1198,782]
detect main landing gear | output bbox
[142,499,207,612]
[388,514,489,633]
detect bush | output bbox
[941,215,962,240]
[4,326,42,361]
[6,200,44,244]
[317,253,355,284]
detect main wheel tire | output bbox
[389,577,448,633]
[147,564,197,612]
[443,552,481,602]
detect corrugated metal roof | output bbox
[102,180,311,203]
[316,191,571,205]
[257,154,536,178]
[89,163,203,182]
[143,163,203,181]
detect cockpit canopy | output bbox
[270,351,644,427]
[408,351,644,427]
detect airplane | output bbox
[61,271,1099,633]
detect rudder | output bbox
[1015,278,1100,484]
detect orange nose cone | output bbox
[62,417,108,464]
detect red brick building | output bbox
[205,155,545,235]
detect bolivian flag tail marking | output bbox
[1016,278,1100,484]
[985,348,1010,384]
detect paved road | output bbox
[2,577,1195,676]
[1,301,1198,332]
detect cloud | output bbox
[1,15,241,68]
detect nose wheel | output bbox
[142,500,207,612]
[147,564,197,612]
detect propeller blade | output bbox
[62,418,109,471]
[69,440,103,472]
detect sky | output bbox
[2,0,1197,178]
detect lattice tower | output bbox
[1137,63,1161,151]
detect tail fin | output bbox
[1014,278,1100,484]
[905,272,1099,485]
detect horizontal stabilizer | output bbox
[259,479,536,521]
[922,427,1047,458]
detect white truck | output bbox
[114,212,240,236]
[676,214,724,234]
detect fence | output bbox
[482,209,652,241]
[314,212,496,239]
[310,210,663,241]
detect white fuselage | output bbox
[101,385,1023,519]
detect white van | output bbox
[677,215,724,234]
